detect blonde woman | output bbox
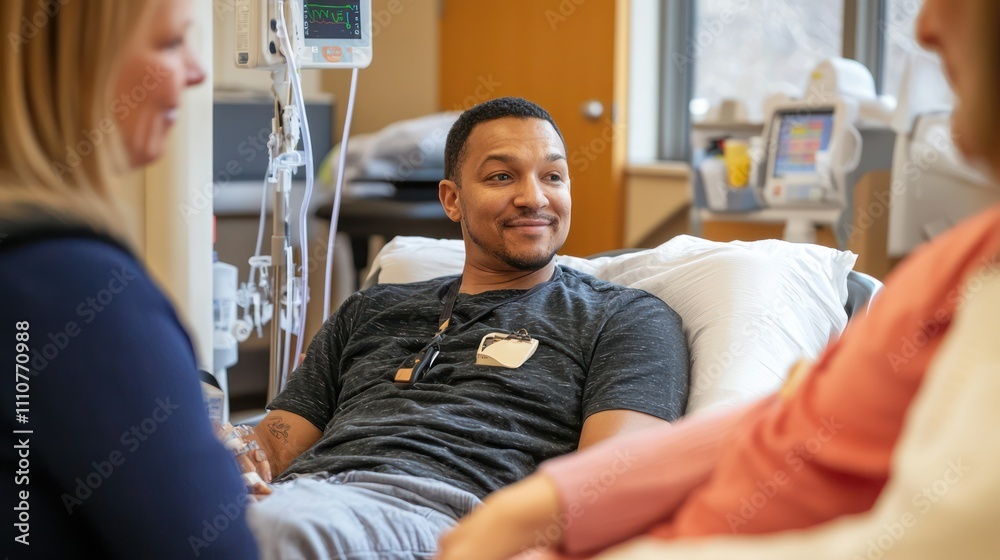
[437,0,1000,558]
[0,1,257,557]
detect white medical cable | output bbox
[287,41,314,368]
[323,67,359,320]
[249,176,269,288]
[258,1,360,382]
[276,1,315,380]
[282,241,295,386]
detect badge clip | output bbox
[476,329,538,368]
[394,344,440,385]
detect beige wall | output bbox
[624,163,691,247]
[322,0,441,135]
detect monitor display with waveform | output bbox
[304,2,362,40]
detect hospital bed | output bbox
[362,235,882,415]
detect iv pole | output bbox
[233,0,368,404]
[266,61,297,403]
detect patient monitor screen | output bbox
[772,111,835,177]
[304,2,363,40]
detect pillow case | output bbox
[367,235,856,414]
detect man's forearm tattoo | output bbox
[267,417,292,445]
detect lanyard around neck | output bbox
[436,269,559,339]
[434,277,462,337]
[394,269,559,386]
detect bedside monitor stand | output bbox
[761,100,853,209]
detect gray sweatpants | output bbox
[247,471,483,560]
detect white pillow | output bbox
[371,236,468,284]
[367,235,856,415]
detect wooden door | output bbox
[439,0,626,256]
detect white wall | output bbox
[137,0,218,370]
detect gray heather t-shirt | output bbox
[268,266,689,498]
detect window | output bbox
[648,0,936,162]
[881,0,924,99]
[692,0,845,123]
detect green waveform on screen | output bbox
[305,3,357,28]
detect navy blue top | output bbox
[0,234,258,558]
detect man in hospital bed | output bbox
[227,97,690,559]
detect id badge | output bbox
[476,330,538,368]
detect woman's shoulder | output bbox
[0,235,184,349]
[1,232,137,266]
[1,235,157,300]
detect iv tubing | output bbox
[323,67,359,320]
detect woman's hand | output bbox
[437,474,563,560]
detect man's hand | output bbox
[218,423,274,499]
[437,474,562,560]
[218,411,321,500]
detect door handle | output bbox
[581,99,604,120]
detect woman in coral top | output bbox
[437,0,1000,558]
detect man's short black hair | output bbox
[444,97,565,183]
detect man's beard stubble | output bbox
[463,215,562,271]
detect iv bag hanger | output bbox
[234,0,372,402]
